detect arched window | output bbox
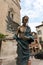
[8,8,14,20]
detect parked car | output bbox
[34,51,43,59]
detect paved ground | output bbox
[31,57,43,65]
[0,56,43,65]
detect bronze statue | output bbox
[13,16,34,65]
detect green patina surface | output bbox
[13,26,34,65]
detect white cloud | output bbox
[21,0,43,18]
[29,22,41,32]
[33,0,43,11]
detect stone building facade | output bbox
[36,22,43,48]
[0,0,21,64]
[0,0,21,36]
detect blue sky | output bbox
[20,0,43,32]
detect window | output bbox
[8,11,13,20]
[8,8,14,20]
[10,13,13,20]
[39,37,42,43]
[37,30,42,35]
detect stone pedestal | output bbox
[0,40,17,65]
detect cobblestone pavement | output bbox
[32,60,43,65]
[0,56,43,65]
[31,57,43,65]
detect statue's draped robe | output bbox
[13,26,34,65]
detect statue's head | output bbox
[22,16,29,24]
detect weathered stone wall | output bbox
[0,0,20,63]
